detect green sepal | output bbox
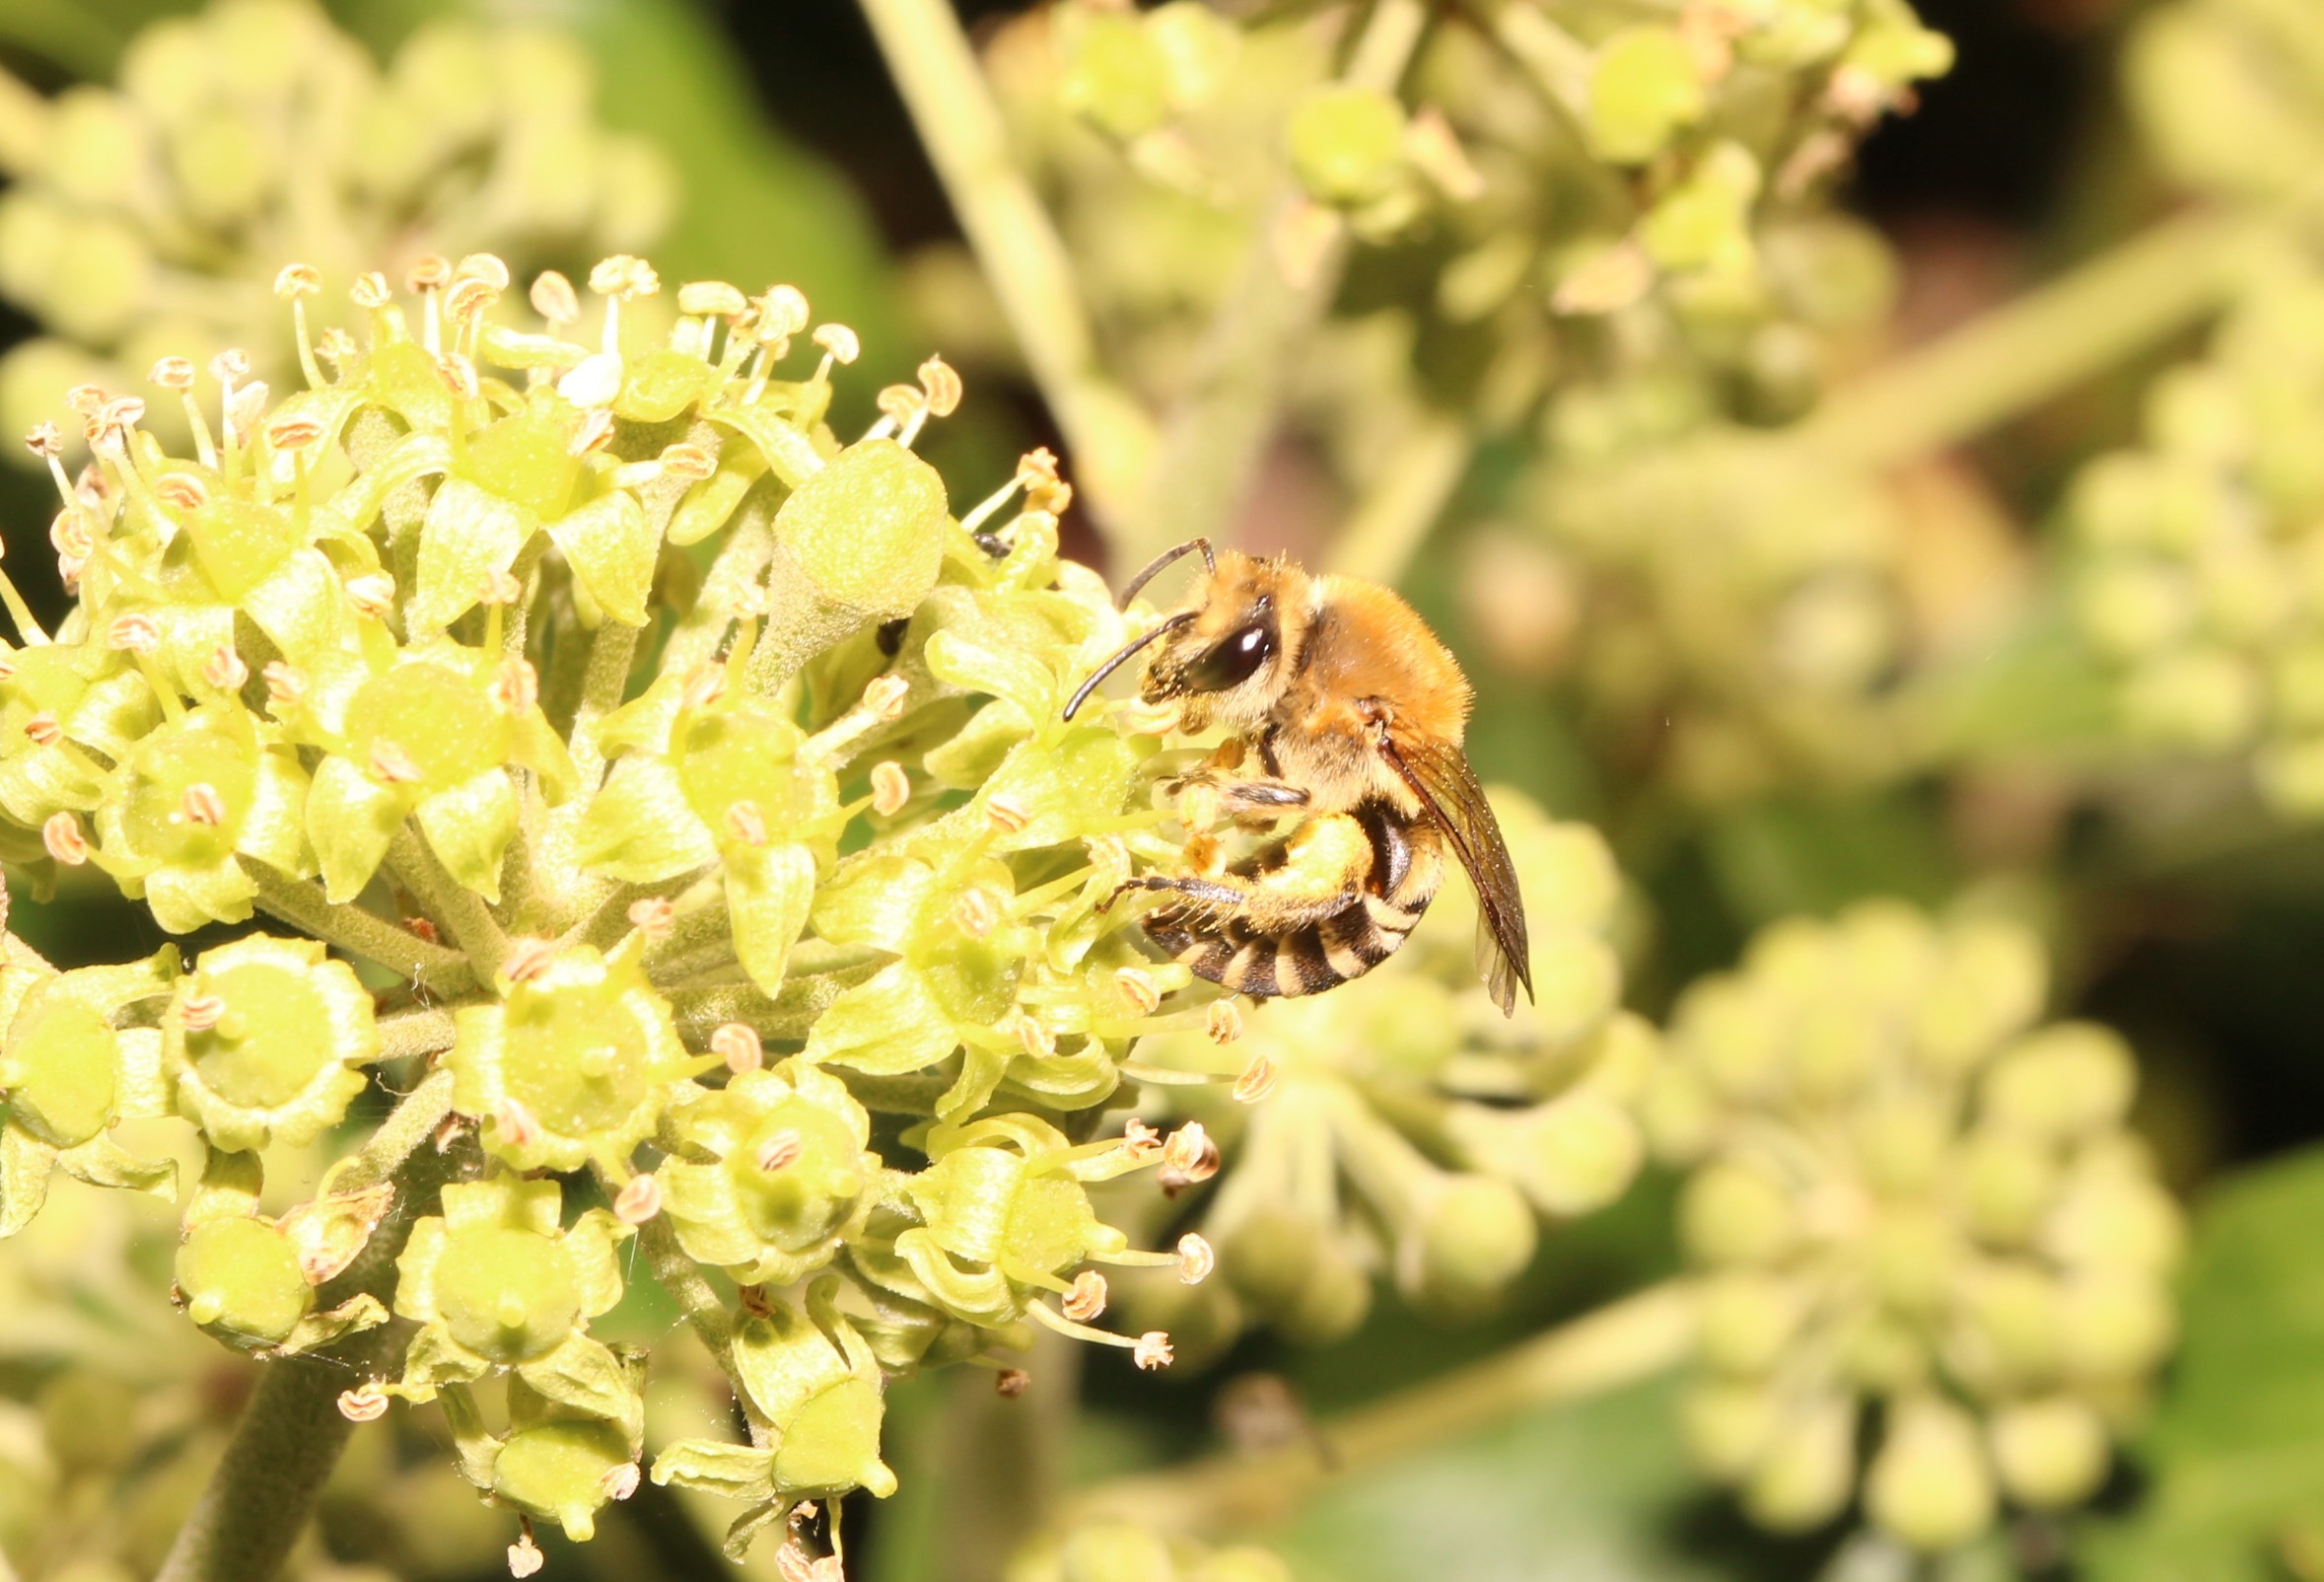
[574,757,718,884]
[306,755,407,901]
[800,963,961,1076]
[705,406,823,491]
[56,1133,176,1197]
[413,475,535,632]
[0,1128,57,1239]
[726,841,817,996]
[416,769,517,902]
[548,487,655,628]
[516,1331,646,1442]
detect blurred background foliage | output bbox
[4,0,2324,1579]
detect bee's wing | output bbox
[1379,731,1532,1016]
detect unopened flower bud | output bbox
[1866,1397,1997,1552]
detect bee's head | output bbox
[1061,541,1310,728]
[1139,550,1304,731]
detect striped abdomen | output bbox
[1147,805,1444,1000]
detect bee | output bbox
[1064,539,1531,1015]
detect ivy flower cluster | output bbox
[1644,903,2184,1552]
[2063,252,2324,817]
[0,250,1270,1566]
[1009,1519,1293,1582]
[1114,791,1654,1361]
[0,0,673,463]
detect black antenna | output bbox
[1062,611,1196,720]
[1116,538,1215,611]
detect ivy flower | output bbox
[162,934,380,1152]
[448,933,706,1173]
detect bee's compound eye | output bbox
[1184,620,1275,692]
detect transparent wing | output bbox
[1380,731,1532,1016]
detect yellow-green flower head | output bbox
[449,933,703,1174]
[391,1177,635,1412]
[0,0,675,466]
[86,700,313,933]
[655,1057,879,1286]
[654,1281,897,1513]
[1646,901,2185,1550]
[2063,258,2324,816]
[162,933,378,1152]
[0,948,177,1235]
[174,1147,392,1352]
[297,636,578,904]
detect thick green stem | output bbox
[1066,1279,1696,1534]
[387,825,512,982]
[246,859,471,991]
[855,0,1151,532]
[1121,0,1430,564]
[1793,203,2283,467]
[157,1072,465,1582]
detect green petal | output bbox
[413,476,535,633]
[925,629,1057,717]
[416,769,517,902]
[306,755,407,902]
[651,1438,777,1501]
[240,747,315,877]
[574,757,716,884]
[548,488,656,627]
[240,548,353,666]
[800,963,960,1076]
[726,842,816,996]
[516,1333,645,1441]
[144,858,258,934]
[0,1126,56,1238]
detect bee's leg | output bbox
[1106,814,1367,929]
[1170,775,1310,831]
